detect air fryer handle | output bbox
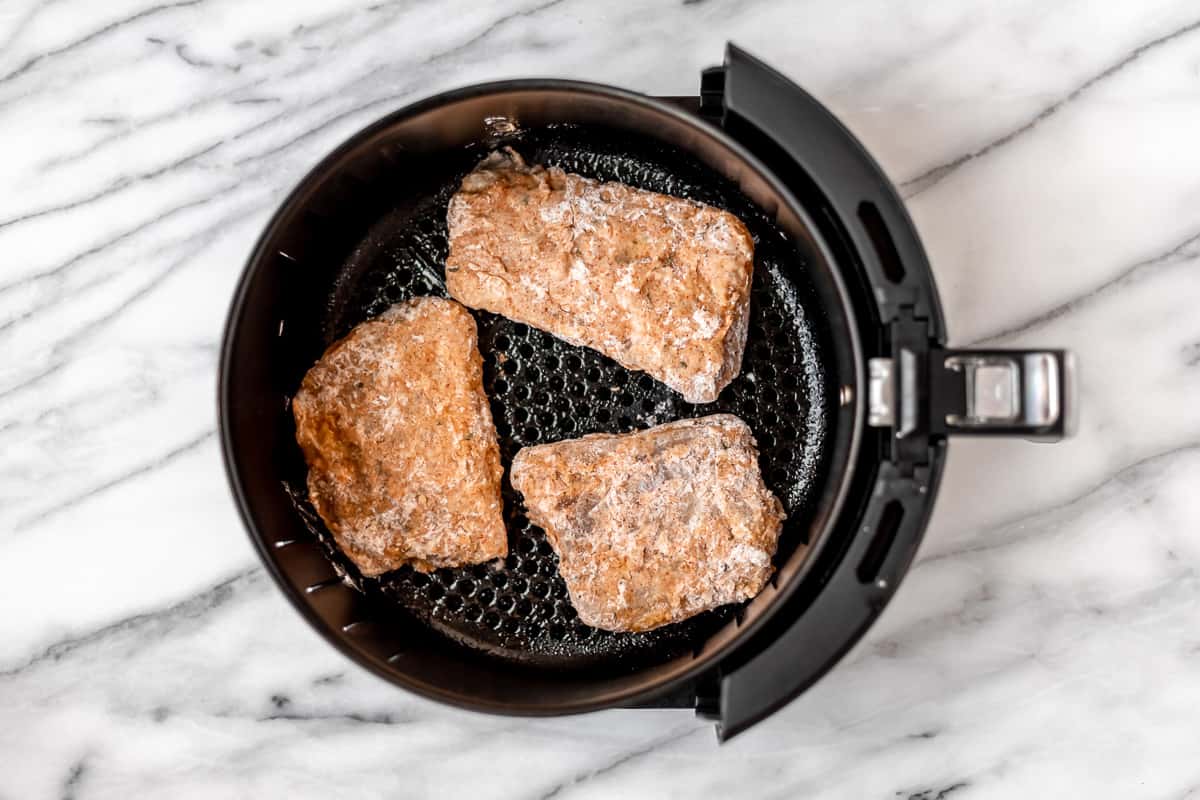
[869,348,1076,442]
[930,348,1076,440]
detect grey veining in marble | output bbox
[3,0,1200,797]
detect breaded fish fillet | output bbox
[510,414,784,632]
[446,150,755,404]
[293,297,506,575]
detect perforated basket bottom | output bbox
[290,125,833,671]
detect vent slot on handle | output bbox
[857,201,906,284]
[856,499,905,584]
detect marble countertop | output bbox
[4,0,1199,797]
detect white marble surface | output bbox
[3,0,1199,796]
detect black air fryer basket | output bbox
[220,45,1075,740]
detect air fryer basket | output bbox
[221,45,1073,736]
[221,81,863,713]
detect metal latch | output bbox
[868,351,917,438]
[867,358,894,427]
[944,353,1062,429]
[868,349,1076,441]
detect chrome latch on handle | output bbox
[944,352,1063,428]
[868,349,1076,442]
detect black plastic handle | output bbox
[701,45,1076,740]
[879,332,1076,453]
